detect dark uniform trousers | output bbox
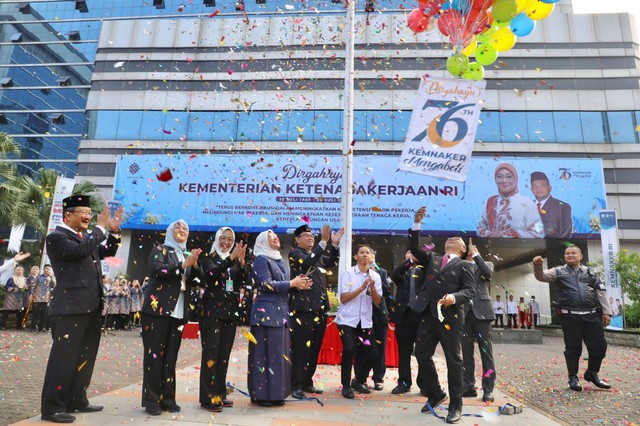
[415,313,463,406]
[141,314,184,409]
[462,311,496,393]
[395,308,426,390]
[354,311,388,384]
[31,302,48,331]
[561,312,607,375]
[338,323,379,388]
[41,310,102,415]
[290,310,327,391]
[198,316,238,403]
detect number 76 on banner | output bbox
[411,100,476,148]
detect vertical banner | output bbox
[599,210,624,330]
[7,224,25,253]
[41,177,75,268]
[399,77,486,182]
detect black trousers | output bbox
[141,314,184,409]
[0,310,24,329]
[31,302,48,331]
[290,310,327,391]
[462,314,496,393]
[355,317,388,383]
[507,313,517,328]
[560,312,607,376]
[494,314,504,327]
[199,316,237,404]
[41,310,102,415]
[394,309,426,390]
[415,313,464,408]
[338,323,378,388]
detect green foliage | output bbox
[623,302,640,328]
[614,250,640,304]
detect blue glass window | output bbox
[262,111,289,141]
[314,111,342,141]
[237,112,264,141]
[553,112,583,143]
[527,112,556,143]
[162,111,190,141]
[607,111,636,143]
[476,111,501,143]
[353,111,367,141]
[187,112,214,141]
[288,111,314,142]
[116,111,143,140]
[139,111,167,140]
[211,112,237,141]
[392,110,410,142]
[580,112,606,143]
[500,112,528,142]
[366,110,393,142]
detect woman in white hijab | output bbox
[140,220,202,416]
[247,230,310,407]
[196,227,247,412]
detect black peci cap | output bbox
[530,171,549,183]
[294,224,313,237]
[62,195,91,210]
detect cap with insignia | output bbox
[62,195,91,209]
[530,171,549,183]
[293,224,313,237]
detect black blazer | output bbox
[408,229,475,324]
[462,255,496,321]
[141,245,195,323]
[46,226,120,316]
[197,252,248,321]
[371,266,391,325]
[389,259,425,324]
[539,196,572,238]
[288,242,339,312]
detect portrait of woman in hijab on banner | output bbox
[477,162,544,239]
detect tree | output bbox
[613,250,640,304]
[0,133,23,228]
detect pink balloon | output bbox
[437,9,463,37]
[408,9,431,34]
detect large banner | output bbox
[114,154,606,238]
[600,210,624,329]
[399,77,486,182]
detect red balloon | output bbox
[437,9,463,37]
[465,7,493,35]
[408,9,431,34]
[419,0,444,17]
[471,0,495,11]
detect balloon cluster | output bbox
[408,0,559,80]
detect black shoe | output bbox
[302,385,323,394]
[584,371,611,389]
[163,403,181,413]
[482,391,495,402]
[272,400,285,406]
[291,389,306,399]
[374,382,384,391]
[41,412,76,423]
[222,398,234,407]
[462,389,478,398]
[341,387,355,399]
[391,384,411,395]
[145,406,162,416]
[421,392,447,413]
[251,398,273,407]
[200,402,223,412]
[419,389,428,397]
[568,375,582,391]
[446,406,462,424]
[351,380,371,394]
[71,404,103,413]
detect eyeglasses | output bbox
[71,209,92,217]
[297,232,315,238]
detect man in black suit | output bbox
[41,195,123,423]
[389,249,427,395]
[531,171,572,238]
[461,239,497,403]
[409,207,475,424]
[288,224,343,399]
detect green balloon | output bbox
[446,53,470,77]
[491,0,517,23]
[462,62,485,80]
[475,43,498,66]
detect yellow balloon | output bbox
[490,27,517,52]
[460,36,477,57]
[516,0,536,14]
[525,1,554,21]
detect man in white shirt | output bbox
[493,295,505,328]
[528,295,540,327]
[506,294,518,329]
[335,245,382,400]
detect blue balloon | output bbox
[451,0,470,15]
[441,1,451,11]
[510,12,535,37]
[541,0,560,3]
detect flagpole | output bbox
[339,0,356,275]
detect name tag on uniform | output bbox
[225,280,234,292]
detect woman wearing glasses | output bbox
[196,227,247,412]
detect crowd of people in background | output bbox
[492,293,540,329]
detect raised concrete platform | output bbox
[493,328,543,344]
